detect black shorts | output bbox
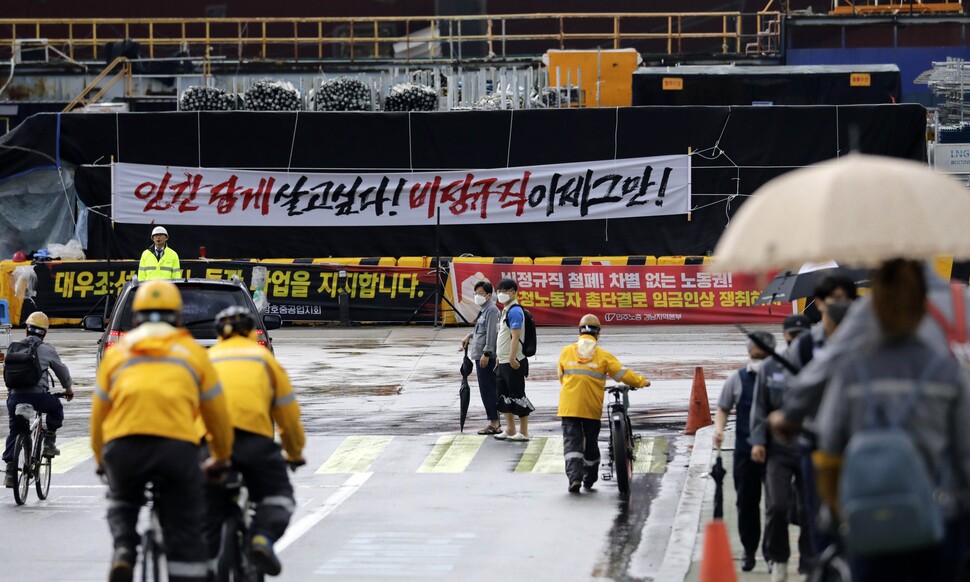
[496,360,528,400]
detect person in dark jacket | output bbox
[3,311,74,487]
[461,280,502,435]
[750,315,813,580]
[713,330,775,572]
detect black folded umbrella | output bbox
[711,452,727,519]
[459,347,473,432]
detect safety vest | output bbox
[138,246,181,280]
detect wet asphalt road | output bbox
[0,324,768,581]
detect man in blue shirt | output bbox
[492,278,531,442]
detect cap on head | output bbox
[25,311,50,330]
[579,313,601,336]
[151,226,169,238]
[747,330,777,352]
[215,305,255,339]
[782,315,811,335]
[133,280,182,313]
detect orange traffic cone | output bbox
[685,366,713,435]
[700,520,738,582]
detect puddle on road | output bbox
[310,384,403,396]
[592,474,659,581]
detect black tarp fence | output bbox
[0,105,926,259]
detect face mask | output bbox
[748,359,764,373]
[578,336,597,360]
[473,294,487,306]
[496,292,511,304]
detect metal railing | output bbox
[62,56,131,112]
[0,12,782,64]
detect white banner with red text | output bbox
[450,263,787,325]
[111,155,690,227]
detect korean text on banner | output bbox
[111,155,691,227]
[451,263,785,325]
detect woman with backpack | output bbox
[814,259,970,582]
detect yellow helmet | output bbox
[132,280,182,313]
[25,311,50,330]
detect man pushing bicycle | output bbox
[557,314,649,493]
[205,306,306,578]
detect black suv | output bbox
[82,278,282,363]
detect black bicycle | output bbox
[138,483,168,582]
[602,384,640,495]
[215,470,264,582]
[11,391,67,505]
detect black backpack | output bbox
[3,340,43,390]
[506,305,537,358]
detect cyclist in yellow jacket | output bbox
[205,305,306,577]
[557,314,649,493]
[91,279,233,582]
[137,226,181,280]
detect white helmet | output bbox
[151,226,169,238]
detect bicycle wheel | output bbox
[216,512,242,582]
[12,434,31,505]
[35,455,51,500]
[611,415,632,494]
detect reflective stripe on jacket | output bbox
[138,246,181,280]
[90,323,233,465]
[557,335,647,420]
[208,335,305,460]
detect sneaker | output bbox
[251,533,282,576]
[4,463,14,489]
[43,433,60,458]
[108,546,135,582]
[770,561,788,582]
[507,433,530,442]
[741,552,756,572]
[568,481,582,493]
[582,479,596,490]
[493,432,511,440]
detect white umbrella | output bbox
[710,153,970,272]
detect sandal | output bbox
[477,425,502,435]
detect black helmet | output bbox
[215,306,255,339]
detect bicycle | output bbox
[137,483,168,582]
[215,459,303,582]
[11,391,67,505]
[215,470,264,582]
[601,384,640,495]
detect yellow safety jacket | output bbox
[557,335,648,420]
[208,335,306,460]
[90,323,233,465]
[138,246,181,280]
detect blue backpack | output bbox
[838,355,947,556]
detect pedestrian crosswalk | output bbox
[50,435,669,477]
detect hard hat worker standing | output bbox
[3,311,74,487]
[557,314,650,493]
[204,306,306,577]
[91,280,233,582]
[138,226,181,280]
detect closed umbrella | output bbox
[459,346,473,432]
[756,262,870,305]
[710,448,727,519]
[712,153,970,271]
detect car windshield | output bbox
[118,284,253,340]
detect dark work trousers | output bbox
[797,434,834,556]
[495,360,529,417]
[3,391,64,463]
[561,417,601,486]
[850,519,964,582]
[733,449,766,559]
[103,436,208,582]
[764,450,812,566]
[475,357,499,421]
[203,429,295,561]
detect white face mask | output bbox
[473,294,487,306]
[748,359,764,373]
[496,292,511,304]
[577,336,597,360]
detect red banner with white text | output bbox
[450,263,785,325]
